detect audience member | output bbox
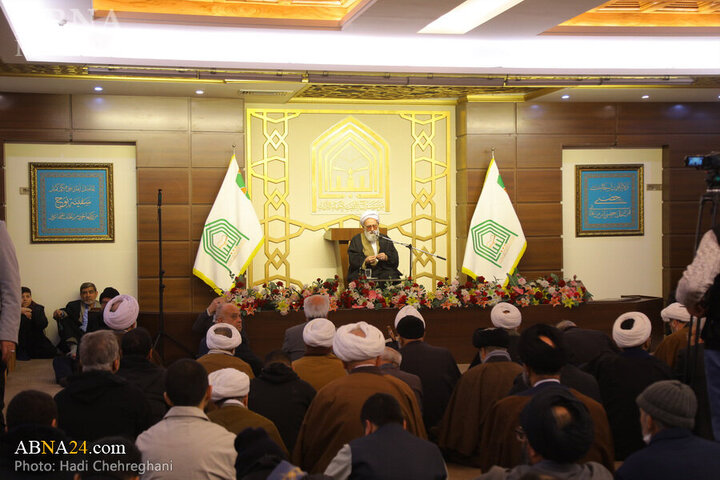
[18,286,56,359]
[0,390,73,480]
[325,393,447,480]
[54,282,101,356]
[477,387,612,480]
[490,302,522,363]
[555,320,618,368]
[248,350,316,453]
[292,318,346,391]
[654,302,695,369]
[136,359,237,480]
[198,322,254,377]
[616,380,720,480]
[54,330,152,441]
[395,305,460,435]
[86,286,121,333]
[102,294,139,333]
[587,311,672,460]
[477,324,614,472]
[0,220,21,432]
[438,328,523,466]
[207,368,288,455]
[284,294,330,361]
[379,346,423,409]
[116,327,168,425]
[293,321,425,473]
[196,301,263,376]
[235,427,332,480]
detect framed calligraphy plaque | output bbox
[30,163,114,242]
[575,164,643,237]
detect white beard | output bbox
[364,231,378,243]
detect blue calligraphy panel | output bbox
[578,167,642,236]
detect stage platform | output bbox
[139,295,664,365]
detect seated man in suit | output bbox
[53,282,101,357]
[18,287,56,360]
[347,211,401,283]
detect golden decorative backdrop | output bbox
[246,107,453,288]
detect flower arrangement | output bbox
[225,273,592,317]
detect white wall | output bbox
[562,148,662,300]
[4,143,137,343]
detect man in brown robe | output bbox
[292,318,346,391]
[438,327,522,466]
[654,302,698,369]
[477,324,615,473]
[292,321,425,474]
[207,368,287,456]
[197,322,254,378]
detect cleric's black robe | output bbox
[347,233,401,282]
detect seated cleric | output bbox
[347,210,401,282]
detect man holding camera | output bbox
[676,227,720,440]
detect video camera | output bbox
[685,153,720,190]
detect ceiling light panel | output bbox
[419,0,525,34]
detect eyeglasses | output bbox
[514,426,527,443]
[364,223,379,231]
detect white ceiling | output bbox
[2,0,720,102]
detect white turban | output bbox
[209,368,250,402]
[359,210,379,226]
[103,294,139,331]
[613,312,652,348]
[333,321,386,362]
[491,302,522,329]
[303,318,336,348]
[394,305,425,328]
[661,303,691,323]
[206,323,242,351]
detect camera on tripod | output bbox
[685,153,720,191]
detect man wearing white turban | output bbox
[282,294,330,362]
[293,321,425,474]
[207,368,288,456]
[103,294,139,332]
[292,318,346,391]
[394,305,461,436]
[655,302,703,370]
[587,312,672,460]
[346,211,402,282]
[197,323,254,378]
[489,302,523,363]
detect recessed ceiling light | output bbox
[642,95,650,99]
[561,94,570,100]
[419,0,525,34]
[195,89,205,95]
[94,86,103,92]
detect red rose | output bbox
[558,280,566,287]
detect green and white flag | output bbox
[193,155,264,293]
[462,156,526,286]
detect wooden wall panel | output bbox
[191,272,217,312]
[191,204,212,240]
[516,170,562,203]
[618,103,720,135]
[137,241,191,278]
[137,168,189,204]
[0,93,70,129]
[72,95,189,131]
[663,168,707,202]
[663,201,713,235]
[191,167,226,204]
[138,277,192,312]
[665,267,686,298]
[465,134,516,169]
[73,130,190,167]
[517,103,616,135]
[464,103,516,135]
[518,269,563,280]
[191,98,245,133]
[517,135,615,169]
[516,203,563,236]
[191,133,245,167]
[518,237,562,270]
[664,234,695,269]
[0,129,72,142]
[466,169,516,205]
[137,205,190,241]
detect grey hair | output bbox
[555,320,577,331]
[80,330,119,372]
[304,294,330,319]
[381,347,402,366]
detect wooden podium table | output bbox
[324,227,387,285]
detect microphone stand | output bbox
[377,233,446,279]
